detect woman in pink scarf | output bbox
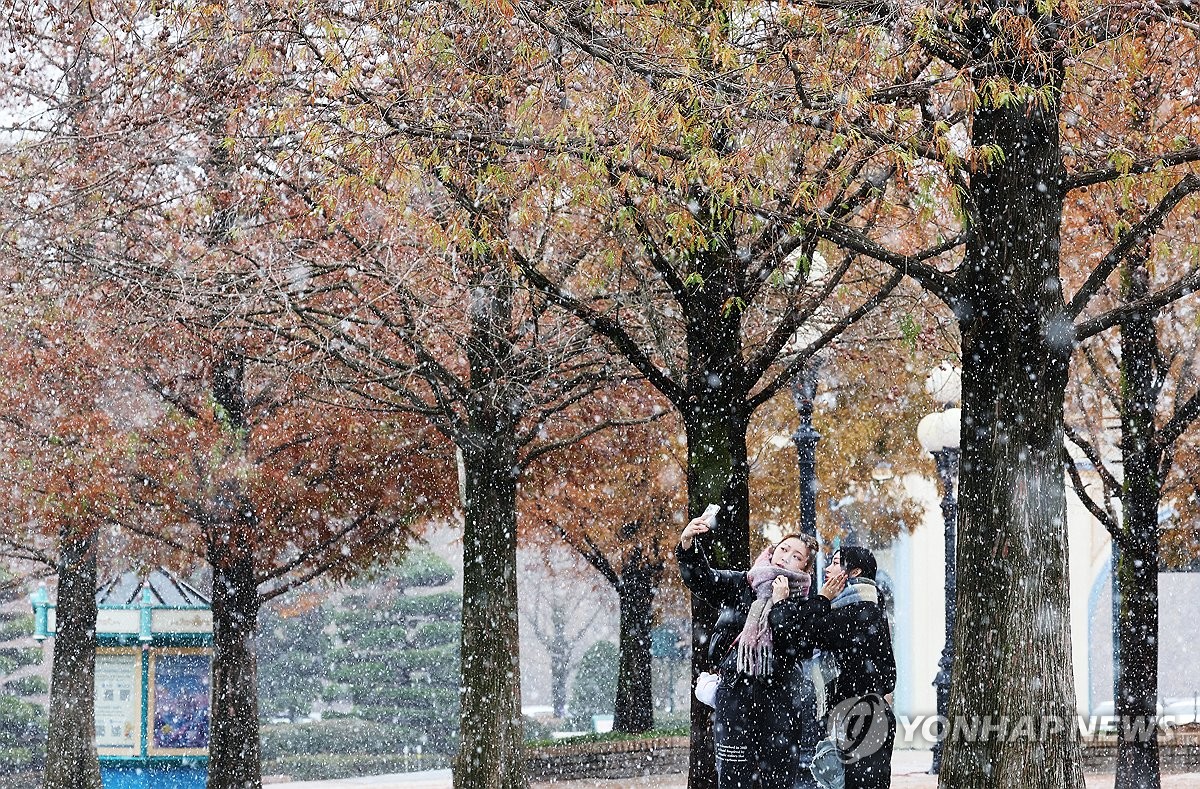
[678,512,845,789]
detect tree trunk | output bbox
[208,553,262,789]
[1115,537,1159,789]
[43,9,103,787]
[42,526,102,789]
[549,605,570,719]
[455,441,525,789]
[683,397,750,789]
[1114,261,1161,789]
[614,550,662,733]
[940,88,1084,789]
[208,348,263,789]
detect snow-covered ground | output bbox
[263,749,1200,788]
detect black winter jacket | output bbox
[812,582,896,707]
[676,542,829,676]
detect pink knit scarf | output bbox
[735,547,811,677]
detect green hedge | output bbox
[260,718,457,765]
[0,770,38,788]
[391,551,455,589]
[354,626,410,650]
[330,592,460,628]
[1,676,48,696]
[320,683,351,703]
[390,592,461,619]
[0,747,41,775]
[261,719,407,759]
[263,752,452,781]
[330,647,458,686]
[526,722,691,748]
[0,697,45,744]
[351,686,457,710]
[0,615,34,642]
[408,621,459,649]
[0,695,46,776]
[388,645,457,675]
[329,661,393,686]
[349,709,458,751]
[354,704,458,731]
[0,648,43,670]
[329,609,394,631]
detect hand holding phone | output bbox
[681,504,720,551]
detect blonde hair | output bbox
[775,533,820,575]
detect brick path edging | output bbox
[524,736,690,782]
[525,732,1200,782]
[1081,731,1200,773]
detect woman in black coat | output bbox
[813,546,897,789]
[677,514,845,789]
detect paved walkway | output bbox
[265,749,1200,788]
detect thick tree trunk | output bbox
[614,551,662,733]
[43,10,103,788]
[42,526,102,789]
[455,442,525,789]
[1114,263,1161,789]
[208,554,262,789]
[683,401,750,789]
[1115,538,1159,789]
[208,348,263,789]
[940,90,1084,789]
[681,272,751,789]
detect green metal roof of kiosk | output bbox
[97,570,210,608]
[33,569,213,644]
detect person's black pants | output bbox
[713,671,819,789]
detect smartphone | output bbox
[701,504,720,525]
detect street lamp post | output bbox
[918,363,962,775]
[792,359,823,538]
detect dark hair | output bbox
[840,545,877,580]
[775,533,819,575]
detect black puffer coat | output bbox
[677,541,828,789]
[812,579,896,707]
[676,542,828,674]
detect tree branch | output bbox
[554,521,620,587]
[748,269,904,410]
[519,410,666,466]
[258,518,411,603]
[0,537,58,570]
[1150,387,1200,460]
[255,510,379,585]
[813,221,962,303]
[1068,174,1200,317]
[1063,423,1123,499]
[1063,447,1125,547]
[743,252,855,389]
[510,249,686,406]
[1065,147,1200,191]
[1076,266,1200,339]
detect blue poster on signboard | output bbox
[152,653,211,750]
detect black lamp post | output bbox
[918,363,961,774]
[928,444,959,773]
[792,359,823,539]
